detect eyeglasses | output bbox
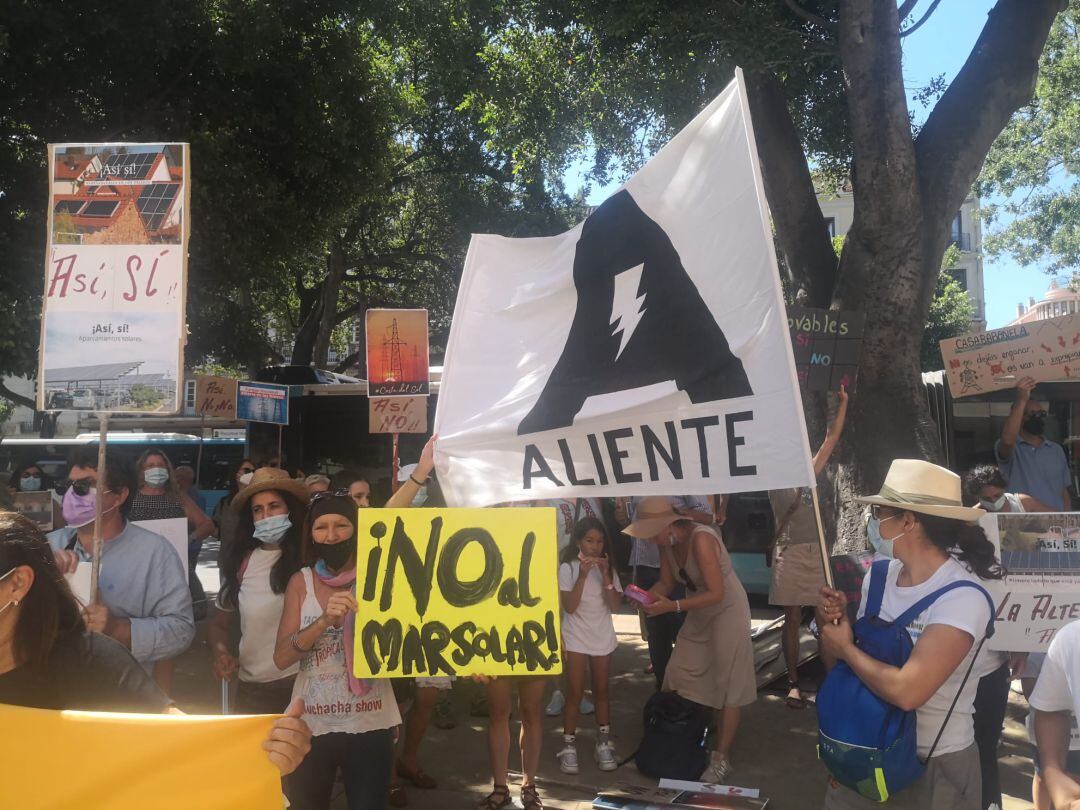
[308,489,351,506]
[1026,410,1048,419]
[869,505,903,521]
[54,478,96,497]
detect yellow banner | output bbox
[353,507,562,678]
[0,704,282,810]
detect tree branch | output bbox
[743,71,838,307]
[915,0,1065,239]
[0,380,37,411]
[784,0,835,31]
[897,0,920,21]
[900,0,943,38]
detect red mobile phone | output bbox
[625,584,657,606]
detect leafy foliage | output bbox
[978,4,1080,274]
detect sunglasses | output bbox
[1026,410,1048,419]
[54,478,96,497]
[308,488,351,506]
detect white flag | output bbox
[434,70,813,507]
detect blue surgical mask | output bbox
[980,494,1007,512]
[19,476,41,492]
[144,468,170,487]
[253,514,292,545]
[867,514,908,559]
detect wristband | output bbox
[409,474,427,486]
[675,600,681,613]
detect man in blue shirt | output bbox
[995,377,1072,511]
[47,449,195,667]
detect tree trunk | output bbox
[312,241,349,368]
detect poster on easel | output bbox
[38,143,190,414]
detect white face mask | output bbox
[238,472,254,487]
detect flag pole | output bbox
[89,412,109,605]
[810,486,834,589]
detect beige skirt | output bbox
[769,542,827,607]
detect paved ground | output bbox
[174,546,1040,809]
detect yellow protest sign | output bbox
[353,507,562,678]
[0,703,282,810]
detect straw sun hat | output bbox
[853,459,984,523]
[622,497,688,539]
[232,467,310,512]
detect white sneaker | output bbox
[545,689,565,717]
[579,694,595,715]
[700,756,732,784]
[556,737,579,774]
[595,733,618,771]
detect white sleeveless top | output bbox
[291,568,400,736]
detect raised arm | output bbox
[1000,377,1036,460]
[384,434,436,508]
[812,387,849,476]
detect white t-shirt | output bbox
[558,560,623,656]
[857,558,992,757]
[235,547,299,683]
[1030,620,1080,747]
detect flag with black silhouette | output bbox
[433,69,813,507]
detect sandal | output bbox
[388,785,409,807]
[521,783,544,810]
[785,680,806,710]
[477,784,512,810]
[396,759,438,789]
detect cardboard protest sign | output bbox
[939,313,1080,398]
[980,512,1080,651]
[366,309,429,396]
[38,143,189,414]
[0,703,281,810]
[369,396,427,434]
[434,71,813,507]
[353,507,562,678]
[194,375,238,419]
[786,306,864,393]
[133,517,189,575]
[236,381,289,425]
[13,491,53,531]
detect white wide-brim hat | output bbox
[853,459,984,523]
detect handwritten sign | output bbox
[194,375,237,419]
[830,551,875,624]
[980,512,1080,651]
[39,143,189,413]
[353,507,562,678]
[365,309,429,396]
[369,396,427,434]
[786,306,864,393]
[236,381,289,425]
[939,313,1080,398]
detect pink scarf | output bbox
[314,561,372,697]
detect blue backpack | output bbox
[817,560,995,803]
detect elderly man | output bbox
[47,449,194,668]
[996,377,1072,511]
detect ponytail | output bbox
[917,514,1005,580]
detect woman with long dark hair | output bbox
[274,494,401,810]
[817,460,1004,810]
[206,468,308,714]
[0,511,311,774]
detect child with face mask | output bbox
[206,468,309,714]
[274,494,401,810]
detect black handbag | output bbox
[633,691,711,779]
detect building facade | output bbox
[817,190,986,330]
[1010,278,1080,325]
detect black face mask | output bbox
[1023,416,1046,436]
[316,537,356,570]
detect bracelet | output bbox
[290,632,312,654]
[604,582,615,591]
[675,600,681,613]
[409,473,427,486]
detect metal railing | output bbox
[949,232,972,252]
